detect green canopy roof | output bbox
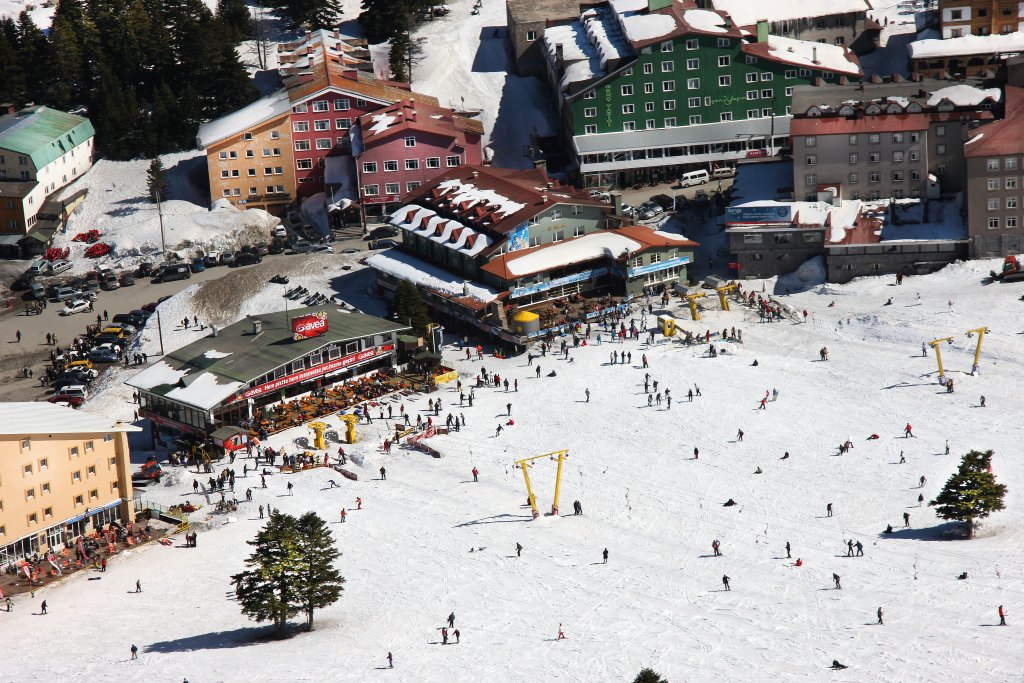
[0,107,94,170]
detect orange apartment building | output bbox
[0,403,138,565]
[939,0,1024,37]
[198,90,296,213]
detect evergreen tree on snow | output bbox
[147,157,168,202]
[632,669,668,683]
[394,279,432,334]
[216,0,252,42]
[232,512,303,636]
[930,450,1006,539]
[292,512,345,631]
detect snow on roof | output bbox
[730,200,863,230]
[683,9,729,33]
[583,7,634,69]
[366,249,499,302]
[203,350,232,359]
[369,113,397,136]
[127,360,189,391]
[544,23,605,90]
[436,179,526,218]
[0,402,139,435]
[909,33,1024,60]
[503,231,641,277]
[163,372,246,411]
[619,13,678,43]
[764,35,862,75]
[609,0,647,12]
[710,0,869,27]
[391,206,438,230]
[926,84,1001,107]
[196,90,291,148]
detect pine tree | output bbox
[394,279,432,334]
[632,669,668,683]
[389,32,409,83]
[147,157,168,201]
[231,512,303,636]
[216,0,252,43]
[930,450,1006,539]
[292,512,345,630]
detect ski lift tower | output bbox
[927,336,955,384]
[513,450,569,518]
[966,327,989,375]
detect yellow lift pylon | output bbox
[684,292,707,321]
[966,326,989,375]
[715,283,738,311]
[513,449,569,519]
[927,336,955,384]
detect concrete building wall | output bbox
[764,12,876,54]
[728,227,826,278]
[966,154,1024,257]
[827,241,967,282]
[206,115,295,213]
[0,430,134,562]
[939,0,1024,37]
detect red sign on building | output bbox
[291,311,328,340]
[229,343,395,403]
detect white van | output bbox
[29,259,50,276]
[61,384,89,400]
[49,259,72,275]
[711,167,736,180]
[679,169,710,188]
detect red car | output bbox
[746,149,768,158]
[47,395,83,407]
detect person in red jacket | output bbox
[999,605,1007,626]
[472,467,479,482]
[904,423,914,437]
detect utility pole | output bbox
[155,310,165,356]
[155,189,167,257]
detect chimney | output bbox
[305,29,312,42]
[612,193,623,217]
[812,47,819,65]
[334,28,340,40]
[533,158,548,174]
[472,170,479,178]
[756,20,769,43]
[252,320,263,335]
[541,194,548,203]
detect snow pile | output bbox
[711,0,870,27]
[765,35,862,75]
[583,7,635,68]
[926,84,1001,107]
[503,232,641,277]
[909,32,1024,59]
[544,23,605,90]
[366,249,499,302]
[776,254,828,292]
[618,13,678,43]
[436,178,526,218]
[682,9,729,33]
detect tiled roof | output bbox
[0,107,94,169]
[285,60,439,107]
[358,100,484,148]
[964,86,1024,158]
[790,114,930,136]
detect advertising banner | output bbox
[724,204,793,224]
[233,344,395,401]
[291,311,328,340]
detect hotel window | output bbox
[911,170,921,181]
[313,120,330,131]
[849,172,858,184]
[426,157,440,168]
[849,153,858,164]
[333,99,350,110]
[687,78,700,90]
[685,39,698,50]
[220,170,229,178]
[893,151,904,162]
[805,174,816,185]
[643,63,653,74]
[664,100,676,111]
[274,166,283,174]
[623,121,636,131]
[89,489,98,501]
[385,183,400,195]
[760,73,773,81]
[1007,158,1018,170]
[316,138,332,149]
[526,30,537,41]
[584,107,597,117]
[551,230,565,242]
[28,513,37,525]
[661,40,673,52]
[645,101,655,112]
[292,103,307,113]
[297,159,313,170]
[661,61,674,72]
[72,471,81,482]
[222,189,231,197]
[665,117,677,127]
[584,124,597,134]
[892,170,904,182]
[717,38,730,47]
[719,75,731,87]
[720,112,733,122]
[785,69,797,78]
[404,136,416,147]
[1007,178,1018,189]
[987,158,1001,170]
[70,446,79,457]
[689,115,702,125]
[406,181,421,192]
[747,109,759,119]
[746,55,757,65]
[362,162,377,173]
[295,140,311,151]
[663,81,675,92]
[88,465,96,477]
[718,55,730,68]
[335,118,351,129]
[293,121,309,132]
[384,160,398,172]
[805,155,816,165]
[446,155,461,166]
[356,99,367,106]
[312,101,329,112]
[583,90,596,99]
[909,150,920,161]
[247,168,256,176]
[1008,197,1019,209]
[936,144,946,154]
[249,187,257,195]
[39,458,47,470]
[688,97,701,107]
[363,184,379,196]
[25,487,35,500]
[989,217,1000,229]
[622,104,635,114]
[761,89,772,99]
[644,83,654,94]
[746,90,758,100]
[621,84,634,96]
[869,152,880,163]
[405,159,420,170]
[988,198,1000,210]
[986,178,999,191]
[869,172,880,183]
[746,73,757,83]
[935,125,946,137]
[1008,216,1019,228]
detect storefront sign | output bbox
[233,344,395,402]
[292,311,328,340]
[433,370,458,385]
[510,267,608,299]
[139,409,207,436]
[725,205,793,224]
[627,255,692,278]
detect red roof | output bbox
[790,114,931,137]
[358,100,484,150]
[964,86,1024,157]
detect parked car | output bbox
[120,273,135,287]
[254,242,269,257]
[637,200,662,220]
[370,239,399,250]
[272,224,287,238]
[49,259,72,275]
[619,204,635,217]
[155,264,191,282]
[290,240,312,253]
[53,286,78,302]
[268,239,286,254]
[340,247,360,254]
[190,257,207,273]
[101,271,120,290]
[368,226,399,240]
[88,347,120,363]
[311,244,334,254]
[113,313,146,328]
[28,259,50,276]
[204,251,221,267]
[102,323,137,335]
[136,261,155,277]
[30,282,46,300]
[58,368,97,383]
[650,194,675,212]
[129,309,154,321]
[13,273,34,290]
[60,299,92,316]
[232,250,262,266]
[219,251,236,266]
[47,393,83,407]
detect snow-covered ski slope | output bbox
[6,258,1024,682]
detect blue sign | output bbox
[510,267,608,299]
[506,223,529,252]
[725,205,793,224]
[627,255,691,278]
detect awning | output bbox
[25,230,52,244]
[65,498,124,524]
[210,425,249,441]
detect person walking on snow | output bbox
[904,511,911,527]
[380,466,386,480]
[904,423,914,437]
[999,605,1007,626]
[833,573,842,590]
[585,388,590,402]
[472,467,479,482]
[603,548,608,563]
[899,451,906,464]
[136,580,142,593]
[340,509,346,523]
[442,627,448,645]
[877,607,884,625]
[286,481,294,495]
[920,475,927,487]
[693,447,699,460]
[516,542,523,557]
[827,502,833,517]
[737,429,744,441]
[557,624,566,640]
[506,403,512,416]
[387,652,393,668]
[448,612,455,628]
[980,396,986,408]
[847,540,854,557]
[131,644,138,660]
[712,539,721,556]
[356,497,362,510]
[454,629,460,643]
[40,600,47,614]
[722,575,731,591]
[785,541,791,559]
